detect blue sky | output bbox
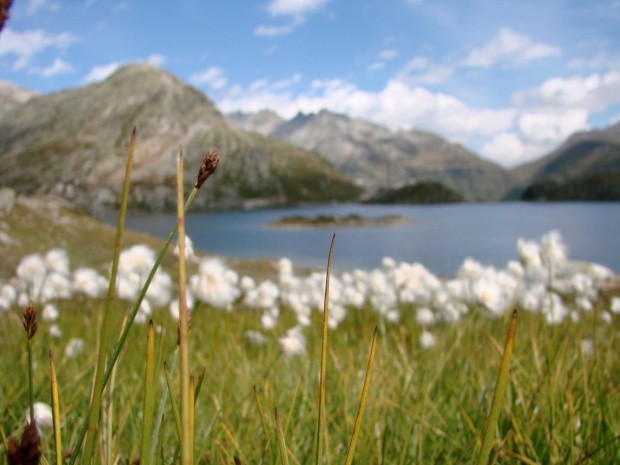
[1,0,619,167]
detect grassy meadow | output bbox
[1,141,619,465]
[1,289,619,464]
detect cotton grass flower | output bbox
[49,324,62,338]
[190,258,240,310]
[64,337,85,359]
[419,330,436,350]
[72,268,107,298]
[244,330,267,347]
[279,326,306,358]
[42,303,59,322]
[416,307,436,326]
[22,402,53,434]
[44,249,70,275]
[0,283,16,310]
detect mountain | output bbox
[511,122,620,195]
[0,81,37,118]
[0,64,361,213]
[365,181,464,204]
[227,109,513,201]
[521,172,620,201]
[227,109,283,136]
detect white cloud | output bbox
[267,0,331,18]
[368,48,399,72]
[37,58,73,77]
[379,49,398,60]
[513,71,620,112]
[217,76,514,145]
[145,53,166,67]
[254,23,296,37]
[256,0,330,36]
[189,66,227,90]
[81,61,121,84]
[481,132,525,166]
[368,61,385,72]
[0,28,77,70]
[462,28,560,68]
[517,110,589,146]
[26,0,59,15]
[398,56,454,85]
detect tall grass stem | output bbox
[176,149,192,465]
[315,234,335,465]
[275,407,290,465]
[81,127,136,465]
[344,326,378,465]
[139,320,156,465]
[49,351,62,465]
[476,309,518,465]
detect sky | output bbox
[1,0,619,167]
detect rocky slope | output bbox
[510,122,620,194]
[228,109,514,201]
[0,81,37,119]
[0,64,360,213]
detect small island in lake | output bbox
[268,213,409,229]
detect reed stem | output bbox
[476,310,518,465]
[315,234,335,465]
[176,149,192,465]
[81,128,136,465]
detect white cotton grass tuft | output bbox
[419,330,436,350]
[22,402,54,434]
[72,267,107,298]
[174,234,195,261]
[64,337,85,359]
[279,326,306,358]
[0,283,17,310]
[416,307,436,326]
[44,248,70,275]
[49,324,62,338]
[42,303,59,322]
[244,330,267,347]
[168,290,195,320]
[190,258,240,310]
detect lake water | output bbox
[118,202,620,276]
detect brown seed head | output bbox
[6,421,41,465]
[195,145,220,189]
[22,301,38,340]
[0,0,13,34]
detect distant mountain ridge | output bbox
[229,109,620,201]
[511,122,620,189]
[0,64,360,212]
[227,109,514,201]
[1,63,618,209]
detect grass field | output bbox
[1,144,618,465]
[1,247,619,464]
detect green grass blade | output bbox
[476,309,518,465]
[176,149,192,465]
[163,362,182,444]
[140,320,156,465]
[275,406,290,465]
[49,351,63,465]
[344,326,378,465]
[254,385,273,461]
[148,328,171,465]
[81,127,136,465]
[315,234,335,465]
